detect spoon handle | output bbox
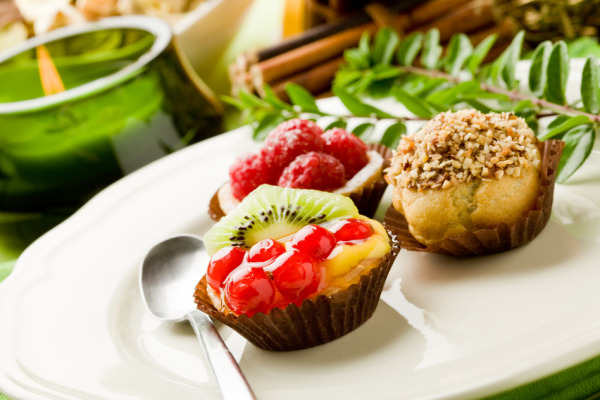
[187,309,257,400]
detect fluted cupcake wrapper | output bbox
[383,139,564,257]
[194,236,401,351]
[208,143,393,221]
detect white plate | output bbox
[1,64,600,400]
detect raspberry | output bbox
[278,152,346,191]
[229,152,278,201]
[261,119,324,173]
[322,128,369,179]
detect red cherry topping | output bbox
[247,239,286,263]
[291,224,336,260]
[330,218,373,242]
[206,246,246,292]
[224,267,275,317]
[270,250,320,300]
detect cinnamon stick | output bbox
[257,11,372,62]
[365,2,411,34]
[469,17,517,46]
[253,22,378,85]
[270,56,345,101]
[409,0,474,26]
[411,0,497,42]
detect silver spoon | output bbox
[140,234,256,400]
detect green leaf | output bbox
[500,30,525,89]
[333,87,393,118]
[347,73,374,94]
[370,64,403,80]
[359,32,371,56]
[456,98,492,113]
[220,95,246,110]
[372,27,400,65]
[466,34,497,75]
[262,85,294,111]
[397,32,423,66]
[567,36,600,58]
[344,48,370,70]
[544,41,570,105]
[421,28,442,70]
[238,90,270,109]
[333,69,363,90]
[285,83,321,114]
[323,119,347,131]
[352,122,376,142]
[581,56,600,114]
[488,51,507,86]
[539,115,591,140]
[380,122,406,148]
[557,124,596,183]
[414,78,450,97]
[253,113,287,141]
[367,78,397,98]
[392,87,434,118]
[547,114,570,129]
[444,33,473,76]
[528,41,552,97]
[513,99,536,114]
[426,80,479,106]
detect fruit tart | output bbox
[384,109,564,256]
[209,119,391,221]
[195,185,400,351]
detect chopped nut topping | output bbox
[386,109,540,190]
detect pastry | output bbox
[384,109,563,256]
[209,119,391,220]
[195,185,400,351]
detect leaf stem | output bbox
[401,66,600,122]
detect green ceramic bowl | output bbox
[0,16,222,211]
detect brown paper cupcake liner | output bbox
[208,143,393,221]
[383,139,564,257]
[194,236,401,351]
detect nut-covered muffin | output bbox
[385,109,562,255]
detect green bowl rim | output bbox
[0,15,172,115]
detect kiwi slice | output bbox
[204,185,359,256]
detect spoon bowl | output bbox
[141,234,208,322]
[140,234,256,400]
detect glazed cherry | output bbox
[206,246,246,292]
[270,250,320,300]
[330,218,373,242]
[291,224,336,260]
[224,267,275,317]
[269,293,300,313]
[247,239,286,263]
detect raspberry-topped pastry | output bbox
[195,185,399,351]
[210,119,391,220]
